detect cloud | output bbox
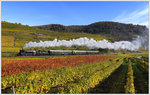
[113,6,149,27]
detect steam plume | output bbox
[23,34,148,51]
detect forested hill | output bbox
[34,21,148,41]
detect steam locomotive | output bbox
[17,50,99,56]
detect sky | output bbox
[2,1,149,27]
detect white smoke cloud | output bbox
[23,35,148,51]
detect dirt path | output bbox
[89,62,128,93]
[132,62,148,93]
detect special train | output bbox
[17,50,99,56]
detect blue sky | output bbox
[2,1,149,27]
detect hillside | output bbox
[34,21,148,41]
[2,21,109,56]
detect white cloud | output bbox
[113,6,149,27]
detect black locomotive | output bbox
[17,50,99,56]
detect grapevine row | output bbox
[2,59,118,94]
[134,58,148,71]
[2,55,114,76]
[57,59,123,93]
[124,58,135,94]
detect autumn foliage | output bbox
[2,55,115,76]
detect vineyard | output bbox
[1,54,148,94]
[2,55,114,76]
